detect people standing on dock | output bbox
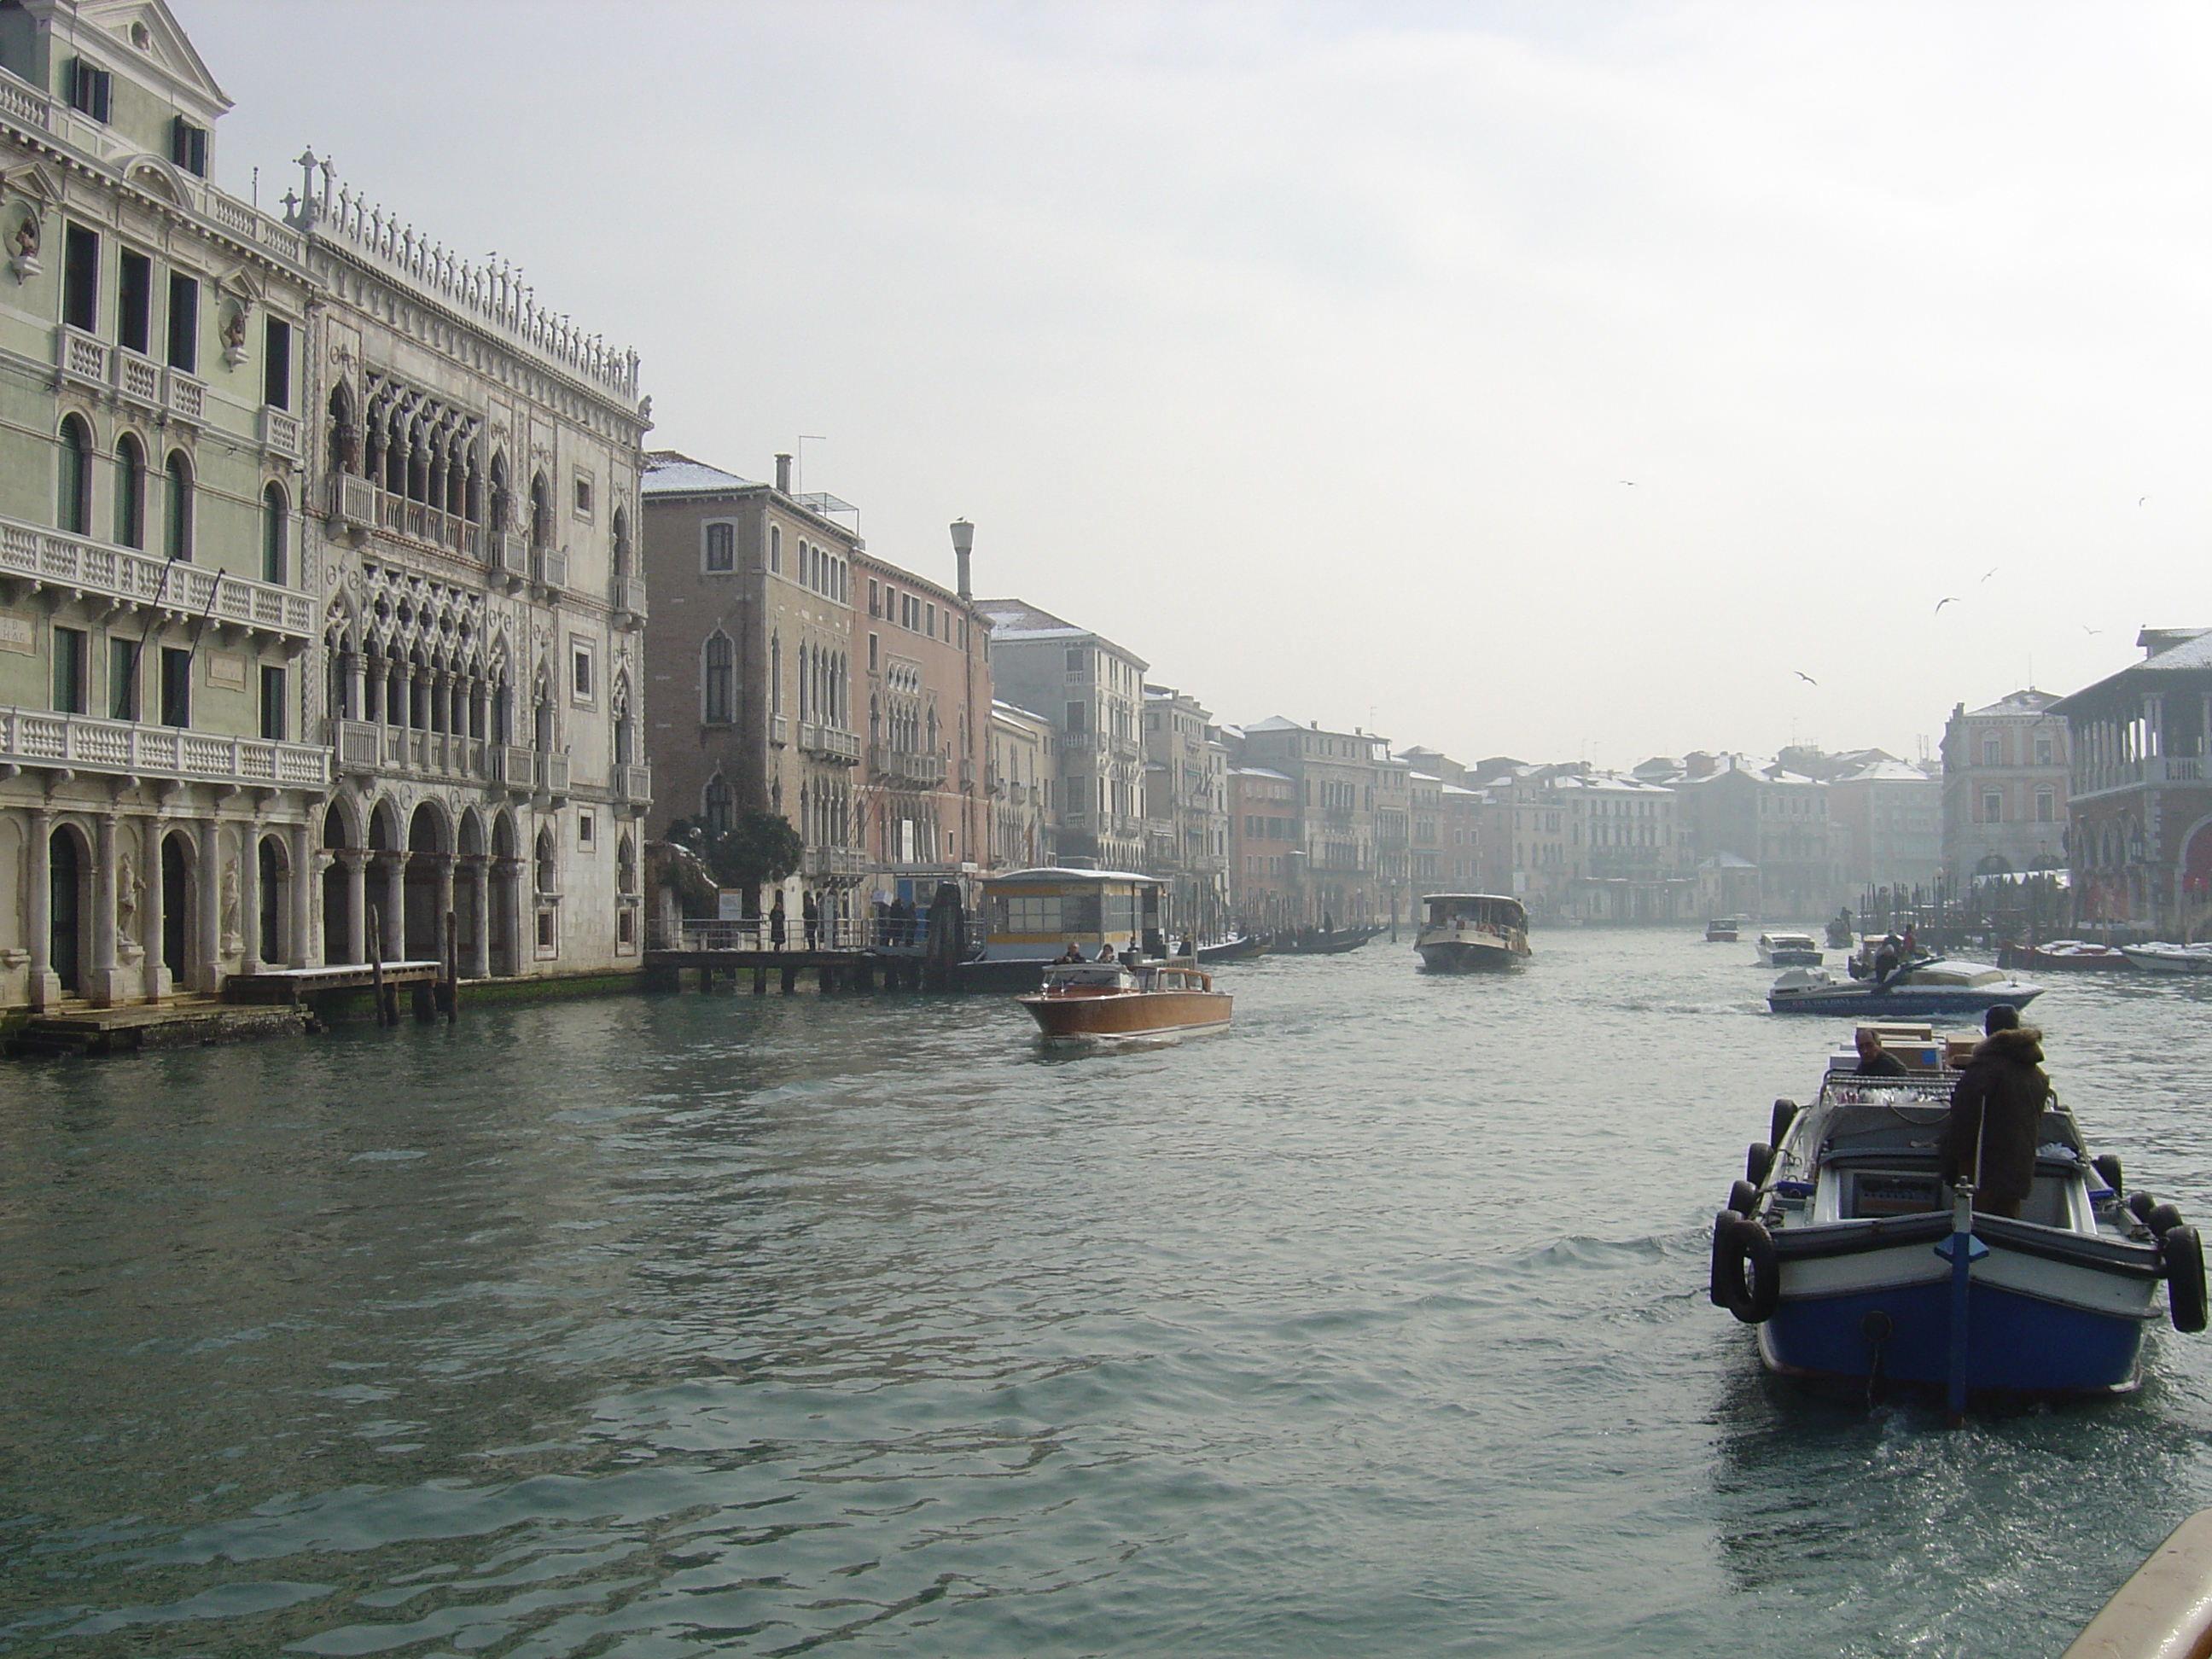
[770,893,787,951]
[1939,1004,2050,1219]
[803,893,820,951]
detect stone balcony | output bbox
[619,762,652,806]
[335,717,490,783]
[802,725,861,765]
[56,329,212,428]
[0,514,316,647]
[870,745,946,787]
[610,574,648,627]
[3,705,330,789]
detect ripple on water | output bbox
[7,933,2212,1656]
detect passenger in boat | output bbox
[1873,933,1901,983]
[1096,941,1118,963]
[1939,1004,2050,1218]
[1056,942,1084,963]
[1854,1027,1909,1076]
[1901,923,1918,962]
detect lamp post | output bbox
[951,519,979,889]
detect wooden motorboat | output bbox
[957,867,1172,992]
[1016,959,1231,1041]
[1707,917,1744,942]
[1710,1024,2205,1405]
[1415,894,1530,971]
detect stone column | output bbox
[341,847,368,965]
[197,818,226,994]
[90,812,121,1005]
[291,823,316,967]
[142,815,170,1001]
[26,808,56,1009]
[237,820,262,972]
[498,854,525,975]
[434,853,457,968]
[466,855,491,978]
[381,852,405,961]
[346,649,365,723]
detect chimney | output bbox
[775,452,793,494]
[950,519,974,601]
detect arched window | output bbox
[530,471,551,548]
[58,416,91,534]
[488,453,509,530]
[114,433,144,548]
[704,775,734,836]
[703,632,734,724]
[770,632,782,714]
[535,828,557,894]
[611,505,630,577]
[617,835,637,895]
[261,482,288,584]
[327,382,356,475]
[163,451,192,562]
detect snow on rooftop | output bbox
[642,451,756,495]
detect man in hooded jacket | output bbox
[1938,1004,2050,1218]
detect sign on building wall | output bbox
[204,652,247,690]
[0,610,32,655]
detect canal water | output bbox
[9,930,2212,1657]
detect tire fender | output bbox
[1714,1214,1780,1324]
[2166,1225,2209,1334]
[1745,1142,1775,1188]
[1728,1179,1761,1217]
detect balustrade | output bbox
[2,705,329,787]
[0,512,313,641]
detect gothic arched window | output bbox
[703,632,734,724]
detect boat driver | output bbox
[1056,941,1084,963]
[1854,1027,1908,1076]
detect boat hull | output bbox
[1416,938,1527,972]
[1758,948,1824,968]
[2122,947,2212,975]
[1016,988,1232,1040]
[1755,1222,2157,1396]
[1767,984,2043,1016]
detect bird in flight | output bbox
[1792,671,1818,685]
[2140,497,2150,507]
[1981,566,2000,582]
[1934,597,1960,614]
[1620,480,1636,486]
[2084,625,2103,635]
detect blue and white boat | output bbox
[1766,956,2043,1017]
[1709,1027,2207,1404]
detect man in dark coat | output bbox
[1854,1027,1908,1075]
[1939,1005,2050,1218]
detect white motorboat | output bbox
[1767,957,2043,1017]
[2121,941,2212,975]
[1756,930,1824,968]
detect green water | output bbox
[6,932,2212,1656]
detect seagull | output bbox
[2084,625,2103,635]
[1792,671,1818,685]
[1981,566,2000,582]
[1934,596,1960,614]
[2140,497,2150,507]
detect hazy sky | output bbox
[187,2,2210,769]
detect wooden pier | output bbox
[643,947,932,996]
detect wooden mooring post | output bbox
[369,905,389,1027]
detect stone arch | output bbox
[2179,816,2212,907]
[327,380,358,475]
[160,826,195,985]
[256,832,289,967]
[457,807,487,858]
[47,818,94,996]
[367,795,404,853]
[114,428,147,548]
[403,801,450,960]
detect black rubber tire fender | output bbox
[1770,1098,1799,1152]
[1728,1179,1761,1218]
[2128,1190,2160,1226]
[1708,1210,1738,1307]
[2167,1225,2209,1334]
[2093,1154,2123,1196]
[1714,1214,1780,1324]
[2147,1203,2186,1240]
[1745,1142,1775,1188]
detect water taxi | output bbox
[1707,917,1744,942]
[1755,930,1824,968]
[1710,1023,2205,1404]
[1414,894,1531,972]
[2121,941,2212,975]
[1016,958,1232,1042]
[1767,957,2042,1017]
